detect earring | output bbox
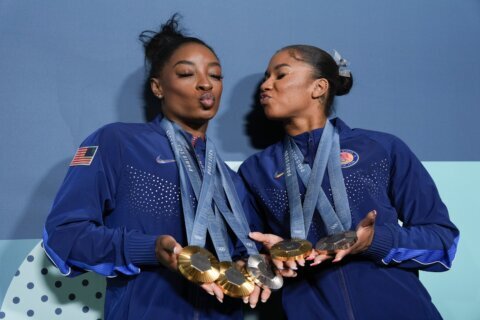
[156,94,163,99]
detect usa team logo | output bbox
[340,149,359,168]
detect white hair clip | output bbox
[333,50,351,78]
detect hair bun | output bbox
[335,74,353,96]
[139,13,185,64]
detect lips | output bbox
[259,93,271,105]
[199,92,215,108]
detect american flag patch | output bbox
[70,146,98,166]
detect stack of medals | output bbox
[161,118,220,284]
[214,155,283,293]
[272,120,356,260]
[161,118,282,298]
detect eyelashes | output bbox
[210,74,223,80]
[177,73,194,78]
[262,73,286,82]
[176,73,223,80]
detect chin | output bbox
[190,112,217,124]
[263,108,283,121]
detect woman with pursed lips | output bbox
[240,45,459,319]
[43,15,269,320]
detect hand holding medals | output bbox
[154,235,183,271]
[250,211,378,270]
[160,118,281,305]
[250,120,375,272]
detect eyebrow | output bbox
[265,63,291,76]
[274,63,291,70]
[173,60,221,68]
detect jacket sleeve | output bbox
[43,125,158,277]
[363,137,459,272]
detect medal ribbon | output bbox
[284,120,352,238]
[213,155,259,256]
[181,135,259,259]
[160,118,230,261]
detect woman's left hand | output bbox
[249,232,301,277]
[328,210,377,263]
[234,259,272,308]
[243,284,272,309]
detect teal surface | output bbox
[421,162,479,320]
[0,162,478,319]
[0,240,39,307]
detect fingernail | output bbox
[243,298,249,304]
[298,261,305,266]
[250,304,256,309]
[207,291,215,296]
[261,299,267,303]
[290,266,298,270]
[173,247,180,255]
[217,297,223,303]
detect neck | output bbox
[284,114,328,136]
[177,121,208,139]
[164,114,208,138]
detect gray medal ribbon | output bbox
[160,119,230,261]
[160,118,197,244]
[284,120,352,238]
[283,120,333,239]
[327,128,352,230]
[214,155,259,256]
[173,125,233,262]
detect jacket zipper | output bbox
[339,266,355,320]
[193,287,200,320]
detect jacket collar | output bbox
[149,114,206,148]
[290,117,353,140]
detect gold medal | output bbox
[215,261,255,298]
[270,238,312,261]
[178,246,220,283]
[315,231,357,254]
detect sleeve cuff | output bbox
[362,225,394,263]
[126,232,159,266]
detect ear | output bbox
[311,78,329,100]
[150,77,163,98]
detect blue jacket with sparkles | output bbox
[43,116,254,320]
[239,118,459,320]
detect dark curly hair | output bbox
[139,13,218,79]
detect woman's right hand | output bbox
[155,235,183,271]
[155,235,225,303]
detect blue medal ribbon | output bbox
[283,120,352,238]
[160,119,197,244]
[214,155,259,256]
[162,118,258,261]
[161,118,237,262]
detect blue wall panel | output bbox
[1,1,479,319]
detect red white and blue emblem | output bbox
[340,149,359,168]
[70,146,98,166]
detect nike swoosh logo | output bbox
[156,156,176,164]
[274,171,285,179]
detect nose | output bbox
[260,77,272,91]
[196,73,213,91]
